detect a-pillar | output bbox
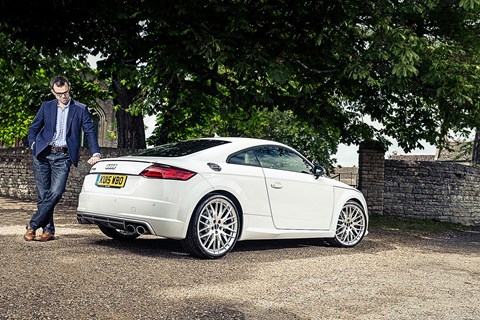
[358,141,386,215]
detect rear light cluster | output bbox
[140,164,197,181]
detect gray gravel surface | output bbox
[0,196,479,320]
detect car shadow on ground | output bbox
[91,234,396,260]
[87,224,480,259]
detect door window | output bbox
[253,146,313,174]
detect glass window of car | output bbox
[132,139,230,157]
[253,146,313,174]
[228,150,260,166]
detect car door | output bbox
[224,149,272,217]
[254,145,334,230]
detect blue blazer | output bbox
[28,99,101,167]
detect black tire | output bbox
[327,200,367,247]
[182,194,240,259]
[98,225,140,240]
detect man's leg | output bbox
[29,152,71,237]
[25,151,51,240]
[42,152,71,234]
[32,151,54,231]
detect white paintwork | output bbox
[77,137,368,242]
[263,168,335,230]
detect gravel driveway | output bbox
[0,196,479,320]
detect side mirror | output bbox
[313,165,325,178]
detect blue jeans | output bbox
[29,149,71,234]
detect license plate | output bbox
[95,174,127,188]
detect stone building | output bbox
[389,141,472,164]
[90,99,117,148]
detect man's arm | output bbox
[27,102,46,148]
[80,106,101,165]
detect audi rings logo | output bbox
[105,164,118,170]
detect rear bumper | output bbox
[77,211,154,235]
[76,208,187,239]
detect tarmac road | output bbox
[0,196,479,320]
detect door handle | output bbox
[271,182,283,189]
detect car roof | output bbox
[122,137,290,161]
[201,137,286,148]
[198,137,290,155]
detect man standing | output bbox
[25,75,101,241]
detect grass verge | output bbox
[369,215,472,233]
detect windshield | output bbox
[132,139,230,157]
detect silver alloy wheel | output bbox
[334,201,366,246]
[196,196,239,257]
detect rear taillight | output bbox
[140,164,196,181]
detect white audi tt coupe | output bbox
[77,137,368,259]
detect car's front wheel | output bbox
[98,225,140,240]
[182,194,240,259]
[328,200,367,247]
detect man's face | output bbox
[51,83,70,106]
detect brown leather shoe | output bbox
[24,227,36,241]
[35,231,55,242]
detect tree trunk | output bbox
[113,79,146,150]
[115,108,146,149]
[149,78,180,146]
[472,130,480,166]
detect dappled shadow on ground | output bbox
[368,226,480,255]
[89,233,396,261]
[1,196,477,259]
[86,225,480,260]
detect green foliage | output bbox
[370,215,472,233]
[147,106,339,168]
[0,33,107,146]
[1,0,480,157]
[138,0,480,153]
[0,33,43,145]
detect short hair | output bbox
[50,76,70,89]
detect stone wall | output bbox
[384,160,480,226]
[357,141,480,226]
[0,147,133,208]
[2,144,479,226]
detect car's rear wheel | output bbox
[182,194,240,259]
[328,200,367,247]
[98,225,140,240]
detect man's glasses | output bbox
[53,90,70,97]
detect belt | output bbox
[50,146,68,154]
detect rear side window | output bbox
[133,139,230,157]
[228,150,260,166]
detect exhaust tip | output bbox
[136,225,146,234]
[125,224,136,233]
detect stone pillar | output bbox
[358,141,386,215]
